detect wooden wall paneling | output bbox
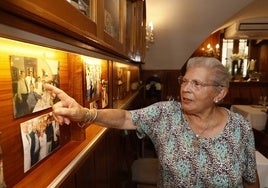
[142,70,165,98]
[60,129,124,188]
[75,154,96,187]
[258,41,268,81]
[59,173,76,188]
[164,70,180,100]
[228,86,241,104]
[250,85,262,104]
[260,87,268,98]
[106,129,123,187]
[68,53,84,105]
[224,82,268,107]
[221,93,231,108]
[142,70,181,101]
[239,86,253,104]
[0,49,23,187]
[67,53,86,141]
[93,134,109,187]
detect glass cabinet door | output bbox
[104,0,120,40]
[66,0,97,22]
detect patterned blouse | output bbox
[130,101,257,188]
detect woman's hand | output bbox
[44,84,86,125]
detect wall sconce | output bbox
[201,43,220,58]
[146,21,154,48]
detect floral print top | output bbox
[130,101,257,188]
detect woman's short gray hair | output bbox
[186,57,230,88]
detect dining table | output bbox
[230,105,267,131]
[256,151,268,188]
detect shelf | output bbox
[113,89,140,109]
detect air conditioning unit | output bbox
[224,17,268,39]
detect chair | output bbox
[131,136,159,188]
[131,158,159,188]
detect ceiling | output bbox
[143,0,268,70]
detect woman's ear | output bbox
[214,87,228,103]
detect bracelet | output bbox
[77,108,98,128]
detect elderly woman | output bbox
[45,57,259,187]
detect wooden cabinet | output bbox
[0,0,146,63]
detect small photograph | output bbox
[20,112,60,173]
[85,62,102,100]
[101,79,108,108]
[10,55,60,118]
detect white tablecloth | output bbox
[256,151,268,188]
[230,105,267,131]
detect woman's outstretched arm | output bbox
[44,84,136,130]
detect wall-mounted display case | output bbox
[112,62,140,108]
[0,0,146,63]
[0,1,146,186]
[0,34,141,186]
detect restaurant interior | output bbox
[0,0,267,187]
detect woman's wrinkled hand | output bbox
[44,84,86,125]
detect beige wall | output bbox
[143,0,254,70]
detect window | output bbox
[221,39,249,77]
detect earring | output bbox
[214,99,219,103]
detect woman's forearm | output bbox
[92,109,136,130]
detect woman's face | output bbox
[180,66,219,114]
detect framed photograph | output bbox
[10,55,60,118]
[85,62,102,100]
[20,112,60,172]
[83,57,109,108]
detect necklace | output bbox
[186,109,216,148]
[191,125,209,148]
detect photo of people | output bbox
[85,62,102,100]
[10,55,60,118]
[20,112,60,172]
[84,60,109,108]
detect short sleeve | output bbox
[130,102,164,138]
[130,101,180,139]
